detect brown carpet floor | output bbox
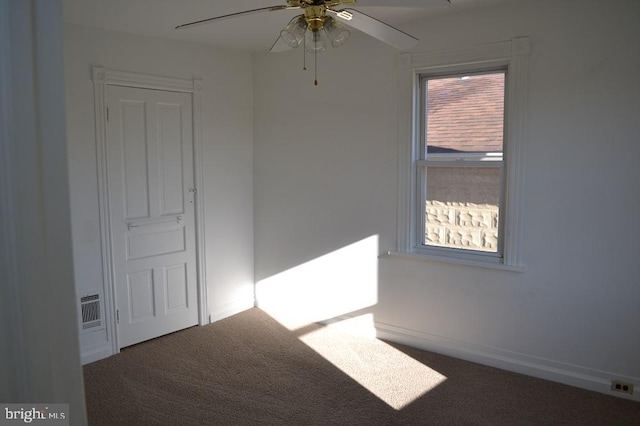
[84,308,640,425]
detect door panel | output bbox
[165,264,188,312]
[126,226,186,260]
[158,104,185,216]
[106,85,198,348]
[121,101,150,220]
[128,270,155,322]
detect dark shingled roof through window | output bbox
[426,72,505,154]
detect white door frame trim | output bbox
[92,67,208,355]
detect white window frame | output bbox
[418,69,507,261]
[394,37,530,271]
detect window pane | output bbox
[426,73,505,154]
[425,167,500,253]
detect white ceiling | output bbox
[63,0,518,52]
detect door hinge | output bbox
[116,309,119,324]
[106,107,110,122]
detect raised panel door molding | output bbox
[91,67,207,359]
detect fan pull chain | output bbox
[302,35,307,71]
[314,41,318,86]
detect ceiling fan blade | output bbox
[270,35,294,53]
[175,5,298,30]
[356,0,449,6]
[328,8,418,50]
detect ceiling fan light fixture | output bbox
[176,1,420,85]
[280,16,307,48]
[305,28,328,53]
[324,16,350,48]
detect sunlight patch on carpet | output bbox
[297,315,447,410]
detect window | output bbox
[419,71,506,258]
[395,37,530,269]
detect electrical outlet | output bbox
[611,381,634,395]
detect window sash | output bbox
[416,162,505,259]
[420,70,507,159]
[417,156,503,168]
[415,69,507,260]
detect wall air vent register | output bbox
[80,294,103,330]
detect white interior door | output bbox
[106,85,198,348]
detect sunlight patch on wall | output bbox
[255,235,379,330]
[298,315,447,410]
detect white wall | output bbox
[64,24,255,362]
[1,0,86,421]
[253,0,640,398]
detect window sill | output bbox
[383,251,526,273]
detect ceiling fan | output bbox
[176,0,445,84]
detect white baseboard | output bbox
[209,298,255,324]
[81,342,113,365]
[81,298,255,364]
[373,320,639,402]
